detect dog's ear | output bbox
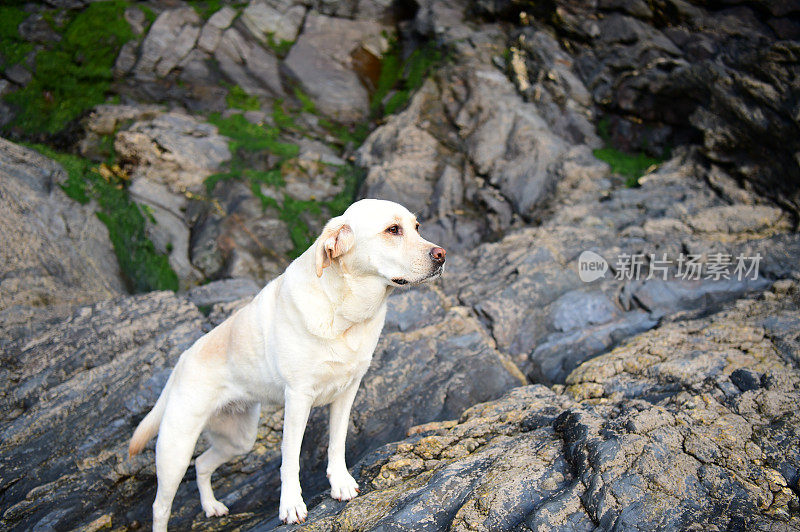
[315,219,354,277]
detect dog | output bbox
[128,198,446,530]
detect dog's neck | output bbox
[318,260,391,326]
[281,250,392,340]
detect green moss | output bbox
[207,78,367,258]
[272,99,298,131]
[325,164,364,217]
[370,39,443,117]
[25,144,178,293]
[0,6,34,69]
[3,1,134,135]
[593,147,661,187]
[207,112,298,158]
[594,116,664,187]
[278,196,321,256]
[226,84,261,111]
[187,0,224,20]
[371,41,402,116]
[293,86,316,114]
[140,5,157,29]
[266,33,294,57]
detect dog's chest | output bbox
[309,330,374,405]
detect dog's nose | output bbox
[430,246,446,264]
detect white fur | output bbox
[129,199,445,530]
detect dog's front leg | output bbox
[327,381,361,501]
[279,388,313,524]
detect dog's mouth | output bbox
[391,267,443,287]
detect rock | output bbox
[79,104,162,160]
[280,158,345,202]
[134,8,201,79]
[128,178,203,288]
[358,23,604,251]
[279,289,800,531]
[283,13,387,122]
[442,150,792,382]
[0,138,125,311]
[124,6,146,35]
[83,104,162,137]
[18,13,61,43]
[114,111,231,193]
[113,40,139,77]
[241,1,305,44]
[357,79,457,217]
[459,68,570,218]
[188,178,293,281]
[197,6,237,53]
[0,292,206,531]
[185,278,261,307]
[535,0,800,211]
[214,27,283,97]
[4,64,32,86]
[297,138,345,166]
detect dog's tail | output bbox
[129,372,174,459]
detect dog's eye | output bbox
[415,222,420,232]
[385,224,402,235]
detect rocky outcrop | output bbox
[442,148,794,384]
[502,0,800,213]
[283,13,387,121]
[115,111,231,193]
[280,283,800,531]
[357,12,605,251]
[0,139,124,312]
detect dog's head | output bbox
[314,199,446,286]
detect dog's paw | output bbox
[202,498,229,518]
[279,492,308,524]
[328,469,360,502]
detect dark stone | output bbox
[730,368,763,392]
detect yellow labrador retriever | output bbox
[129,199,446,530]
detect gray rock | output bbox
[184,278,261,307]
[113,40,139,77]
[280,159,345,202]
[79,104,162,160]
[357,79,452,217]
[135,8,201,79]
[197,6,237,53]
[0,138,125,311]
[4,64,32,86]
[459,68,570,218]
[18,13,60,43]
[541,0,800,211]
[124,6,146,35]
[241,1,305,44]
[0,292,206,531]
[115,111,231,192]
[189,178,293,281]
[444,150,794,381]
[215,27,283,97]
[128,178,203,288]
[358,24,603,251]
[283,13,387,122]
